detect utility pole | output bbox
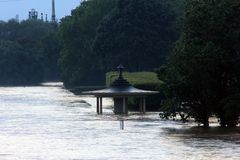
[52,0,56,23]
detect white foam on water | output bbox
[0,83,239,160]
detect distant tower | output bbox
[41,13,44,21]
[28,9,38,20]
[45,14,48,22]
[52,0,56,23]
[15,14,19,22]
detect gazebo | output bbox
[83,65,158,115]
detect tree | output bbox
[0,19,60,85]
[93,0,179,72]
[58,0,117,87]
[158,0,240,127]
[0,40,43,85]
[18,20,61,81]
[39,31,61,80]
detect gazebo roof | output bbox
[82,65,158,97]
[83,86,158,97]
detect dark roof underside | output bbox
[82,86,158,97]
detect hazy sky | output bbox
[0,0,82,21]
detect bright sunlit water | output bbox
[0,83,239,160]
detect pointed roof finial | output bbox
[117,64,124,79]
[111,65,130,87]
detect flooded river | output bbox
[0,83,239,160]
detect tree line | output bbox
[0,0,184,86]
[58,0,184,86]
[0,19,60,85]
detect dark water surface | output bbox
[0,83,239,160]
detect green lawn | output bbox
[106,72,163,86]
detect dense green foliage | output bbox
[58,0,117,87]
[93,0,179,71]
[58,0,183,87]
[0,19,60,85]
[0,40,43,85]
[106,72,163,110]
[158,0,240,127]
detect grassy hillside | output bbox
[106,72,163,86]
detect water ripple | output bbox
[0,82,239,160]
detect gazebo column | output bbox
[113,97,128,114]
[122,97,127,115]
[139,97,146,114]
[139,98,142,113]
[96,97,100,114]
[143,97,146,114]
[100,97,103,114]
